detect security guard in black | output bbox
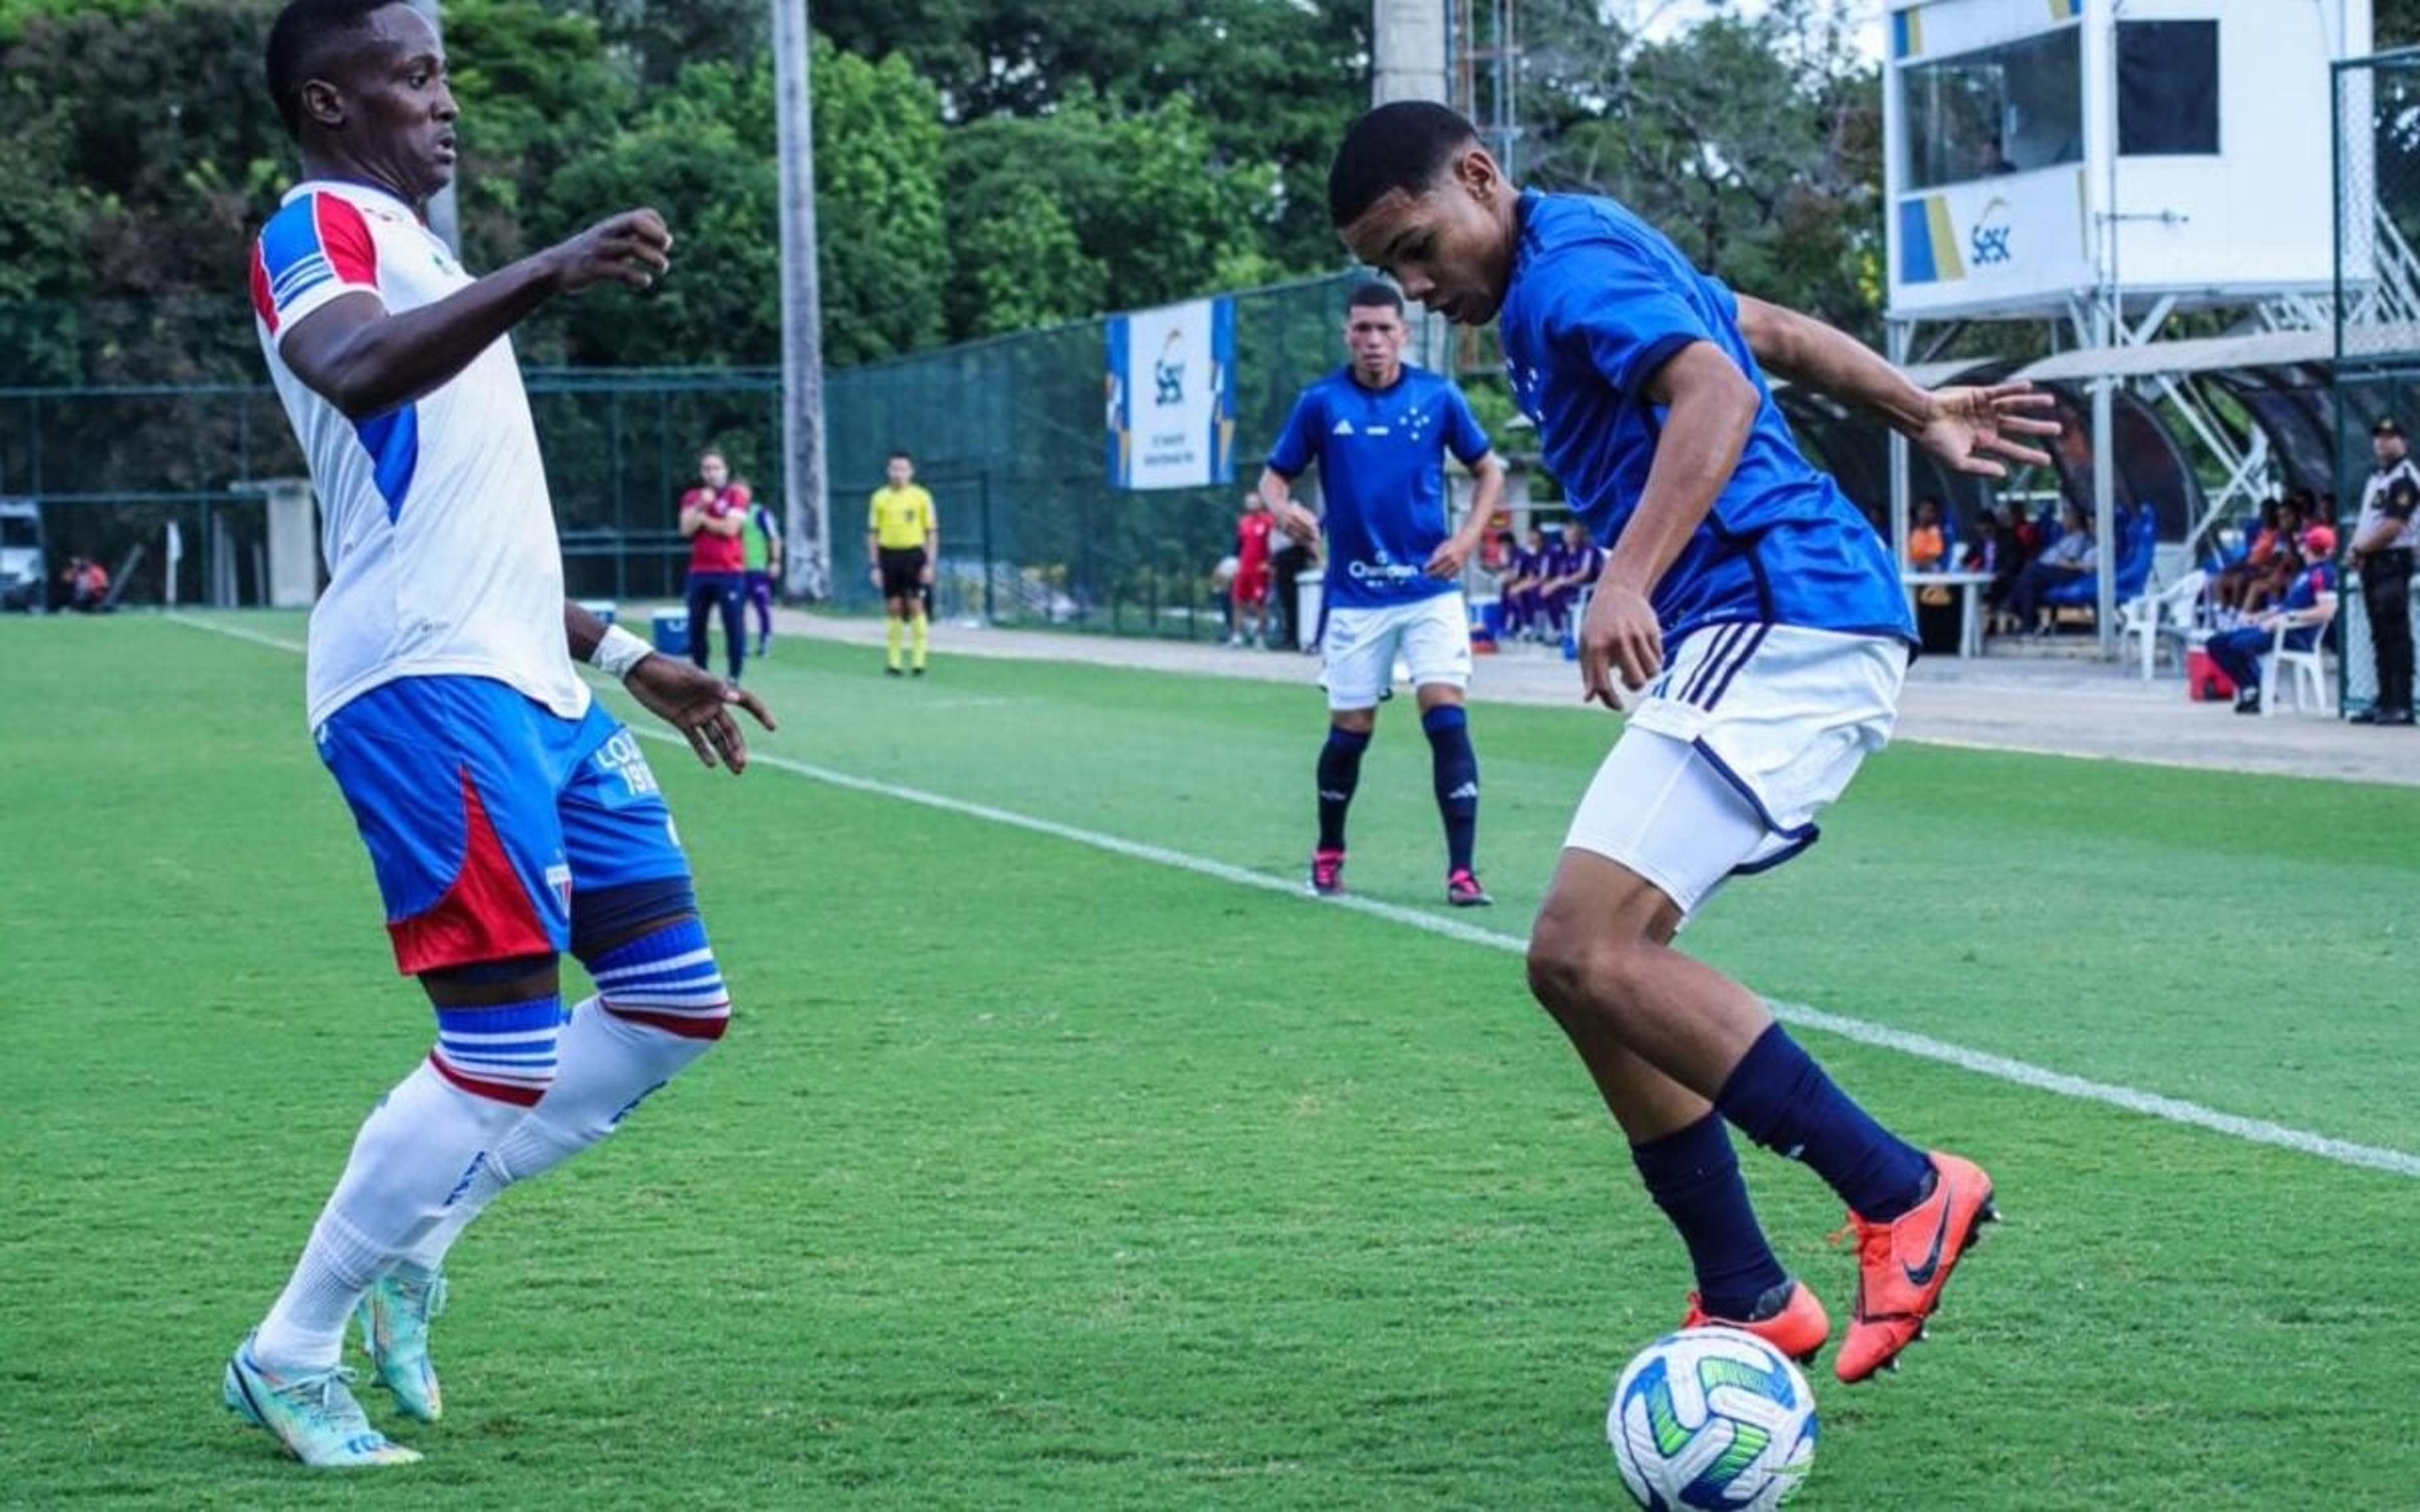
[2353,416,2420,724]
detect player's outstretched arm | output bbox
[280,210,673,421]
[1734,294,2058,479]
[565,600,774,774]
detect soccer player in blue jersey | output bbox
[1328,103,2059,1383]
[1260,281,1508,906]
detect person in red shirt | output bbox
[679,449,750,680]
[1232,494,1276,647]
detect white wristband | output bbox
[589,623,654,680]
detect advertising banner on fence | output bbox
[1105,295,1235,490]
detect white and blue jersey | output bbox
[251,179,583,729]
[249,180,693,978]
[1497,190,1913,648]
[1265,364,1493,610]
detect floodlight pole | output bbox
[404,0,460,253]
[773,0,831,601]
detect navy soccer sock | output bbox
[1420,704,1479,874]
[1315,726,1371,852]
[1631,1112,1790,1320]
[1715,1023,1932,1220]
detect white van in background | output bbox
[0,500,44,612]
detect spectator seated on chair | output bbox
[2006,502,2097,633]
[2204,525,2339,714]
[1537,519,1603,639]
[1962,512,2003,576]
[1908,496,1947,572]
[2211,498,2284,613]
[2043,503,2157,622]
[2240,495,2312,616]
[1501,525,1548,641]
[63,556,111,614]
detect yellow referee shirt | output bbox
[868,484,936,549]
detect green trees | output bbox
[1521,0,1883,340]
[0,0,1918,384]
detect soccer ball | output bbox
[1607,1326,1818,1511]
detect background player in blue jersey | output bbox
[1260,281,1507,906]
[1328,103,2059,1386]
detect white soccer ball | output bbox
[1607,1326,1818,1511]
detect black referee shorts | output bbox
[878,546,927,602]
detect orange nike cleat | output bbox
[1681,1280,1832,1367]
[1833,1150,1998,1384]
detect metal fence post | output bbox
[980,470,995,625]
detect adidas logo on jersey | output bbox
[1331,418,1356,435]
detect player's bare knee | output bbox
[1529,908,1659,1022]
[1525,912,1598,1014]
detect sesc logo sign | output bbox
[1153,328,1187,407]
[1970,198,2014,267]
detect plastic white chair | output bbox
[2260,609,2335,717]
[2119,569,2208,679]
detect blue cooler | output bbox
[650,608,689,656]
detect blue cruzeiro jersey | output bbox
[2279,559,2338,650]
[1266,364,1493,609]
[1497,190,1913,648]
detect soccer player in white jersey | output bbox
[224,0,774,1467]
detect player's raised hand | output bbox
[1578,581,1662,710]
[550,209,674,294]
[1915,381,2060,479]
[624,653,776,774]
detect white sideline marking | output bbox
[171,611,2420,1182]
[168,614,306,653]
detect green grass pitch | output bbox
[3,613,2417,1508]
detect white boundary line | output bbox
[170,612,2420,1181]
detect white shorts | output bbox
[1564,622,1907,918]
[1320,593,1471,711]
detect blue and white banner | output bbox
[1105,295,1235,491]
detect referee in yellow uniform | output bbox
[867,449,938,677]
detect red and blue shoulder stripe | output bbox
[249,192,379,334]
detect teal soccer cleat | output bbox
[222,1334,421,1467]
[357,1268,447,1423]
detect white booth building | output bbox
[1886,0,2361,324]
[1878,0,2371,648]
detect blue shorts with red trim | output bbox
[315,675,689,976]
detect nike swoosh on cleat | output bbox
[1901,1180,1955,1289]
